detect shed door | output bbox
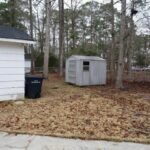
[90,61,100,85]
[82,61,90,85]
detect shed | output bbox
[0,26,35,101]
[65,55,106,86]
[25,54,31,73]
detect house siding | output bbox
[0,42,25,101]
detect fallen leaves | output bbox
[0,74,149,143]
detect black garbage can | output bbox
[25,75,44,99]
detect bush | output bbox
[35,52,59,68]
[67,44,99,57]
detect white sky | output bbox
[64,0,150,34]
[64,0,121,11]
[81,0,109,3]
[0,0,149,34]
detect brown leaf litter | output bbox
[0,74,149,144]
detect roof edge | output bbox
[69,55,105,61]
[0,38,36,44]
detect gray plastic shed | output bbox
[65,55,106,86]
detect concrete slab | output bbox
[0,132,149,150]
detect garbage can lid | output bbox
[25,74,44,79]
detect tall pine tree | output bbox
[0,0,28,29]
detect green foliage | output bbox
[35,52,59,68]
[134,53,149,67]
[67,43,99,56]
[0,2,9,25]
[134,34,150,67]
[0,0,29,29]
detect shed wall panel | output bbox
[99,61,107,84]
[67,60,76,84]
[65,60,69,82]
[90,61,101,85]
[65,56,106,86]
[76,61,82,86]
[0,42,25,101]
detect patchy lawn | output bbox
[0,74,149,143]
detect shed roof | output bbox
[0,26,35,44]
[68,55,105,61]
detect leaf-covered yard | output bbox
[0,74,149,143]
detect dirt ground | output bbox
[0,74,149,143]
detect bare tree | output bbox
[65,0,82,50]
[59,0,64,76]
[127,1,135,79]
[29,0,35,74]
[43,0,51,78]
[116,0,127,88]
[36,7,45,53]
[110,0,116,83]
[52,22,56,54]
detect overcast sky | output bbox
[64,0,150,34]
[64,0,121,10]
[0,0,149,34]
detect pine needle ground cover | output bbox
[0,74,149,143]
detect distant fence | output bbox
[107,70,150,82]
[34,67,58,73]
[34,67,150,82]
[124,71,150,82]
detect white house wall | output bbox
[0,42,25,101]
[0,75,24,82]
[0,68,24,75]
[0,53,24,60]
[0,61,24,68]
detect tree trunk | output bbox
[59,0,64,76]
[36,10,44,53]
[127,18,134,78]
[116,0,126,89]
[110,0,116,83]
[43,0,51,78]
[127,1,135,80]
[71,0,75,50]
[90,0,93,44]
[10,0,16,27]
[65,9,69,57]
[52,23,56,54]
[29,0,35,74]
[66,26,69,57]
